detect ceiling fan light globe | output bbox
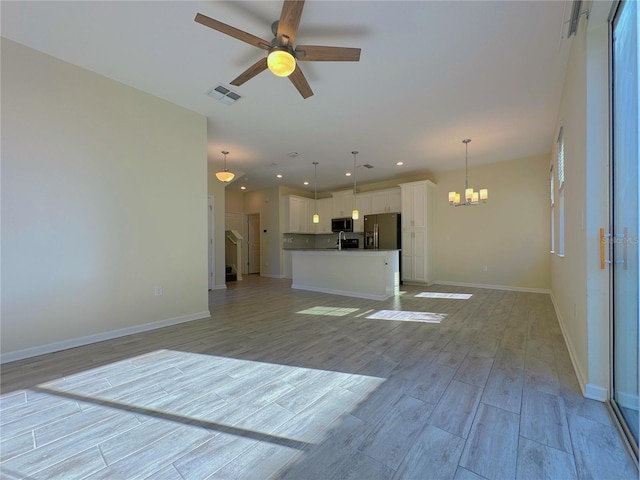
[267,49,296,77]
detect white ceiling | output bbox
[1,1,572,193]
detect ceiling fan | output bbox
[195,0,361,99]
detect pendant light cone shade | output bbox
[267,48,296,77]
[216,151,235,183]
[312,162,319,224]
[351,151,359,220]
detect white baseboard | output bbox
[616,391,639,410]
[550,291,597,399]
[585,383,609,402]
[213,283,227,290]
[260,273,283,279]
[1,310,212,364]
[434,280,551,294]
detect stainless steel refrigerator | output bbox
[364,213,401,250]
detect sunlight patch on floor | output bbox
[17,349,385,460]
[366,310,447,323]
[415,292,473,300]
[296,306,360,317]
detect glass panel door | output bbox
[611,0,639,457]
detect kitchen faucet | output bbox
[338,231,345,250]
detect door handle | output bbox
[600,228,612,269]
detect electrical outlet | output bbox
[482,265,488,272]
[154,286,163,296]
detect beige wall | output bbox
[1,39,209,361]
[433,155,551,291]
[549,2,611,400]
[225,189,244,213]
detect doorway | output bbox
[611,0,638,459]
[247,213,261,274]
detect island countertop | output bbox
[283,248,400,252]
[290,249,400,300]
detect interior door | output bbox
[611,0,639,456]
[247,213,260,274]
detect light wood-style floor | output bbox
[1,275,637,479]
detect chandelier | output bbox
[448,139,488,206]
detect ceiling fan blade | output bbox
[195,13,270,50]
[288,65,313,99]
[230,57,269,86]
[276,0,305,47]
[295,45,361,62]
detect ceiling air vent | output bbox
[362,164,374,169]
[206,85,242,105]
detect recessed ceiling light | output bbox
[303,181,309,185]
[276,174,283,178]
[240,186,246,190]
[345,172,352,176]
[396,161,404,166]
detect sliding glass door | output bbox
[611,0,639,458]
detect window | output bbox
[550,164,555,253]
[557,127,565,256]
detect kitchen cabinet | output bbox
[314,198,333,233]
[370,188,401,214]
[284,195,313,233]
[399,180,435,284]
[353,193,371,232]
[332,190,354,218]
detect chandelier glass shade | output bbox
[448,139,488,206]
[267,48,296,77]
[215,151,235,183]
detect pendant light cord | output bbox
[352,151,358,194]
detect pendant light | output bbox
[448,139,488,206]
[312,162,320,224]
[351,151,359,220]
[216,150,235,183]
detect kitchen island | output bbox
[291,249,400,300]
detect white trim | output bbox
[434,281,551,294]
[585,384,608,402]
[213,284,227,290]
[616,391,639,410]
[1,311,211,364]
[550,291,590,399]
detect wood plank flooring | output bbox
[1,275,637,479]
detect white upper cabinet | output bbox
[314,198,333,233]
[332,190,354,218]
[353,193,372,232]
[284,195,313,233]
[370,188,401,214]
